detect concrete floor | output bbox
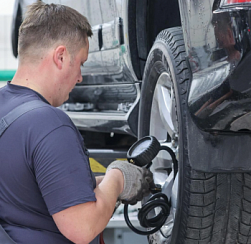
[103,227,148,244]
[103,203,148,244]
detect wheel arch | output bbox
[128,0,182,80]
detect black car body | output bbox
[12,0,251,138]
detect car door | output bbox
[42,0,105,75]
[98,0,122,74]
[98,0,137,83]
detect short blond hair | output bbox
[18,1,92,60]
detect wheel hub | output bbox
[148,71,179,243]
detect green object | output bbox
[121,45,126,54]
[0,70,16,81]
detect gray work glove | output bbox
[106,160,153,205]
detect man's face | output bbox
[57,40,89,106]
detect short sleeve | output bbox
[33,125,96,215]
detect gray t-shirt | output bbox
[0,82,99,244]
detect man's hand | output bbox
[106,160,153,205]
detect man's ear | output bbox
[53,46,67,69]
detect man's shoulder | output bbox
[18,102,80,146]
[27,103,74,128]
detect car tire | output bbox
[138,27,251,244]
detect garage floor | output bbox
[104,203,148,244]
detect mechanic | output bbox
[0,2,153,244]
[212,12,241,65]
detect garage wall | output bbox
[0,1,18,82]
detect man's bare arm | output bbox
[52,161,153,244]
[52,169,123,244]
[95,175,104,186]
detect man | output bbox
[212,12,241,65]
[0,2,153,244]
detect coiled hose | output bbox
[124,192,170,235]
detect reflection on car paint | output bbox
[179,0,251,132]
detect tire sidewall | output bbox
[138,40,181,138]
[138,29,189,244]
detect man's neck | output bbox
[11,66,54,105]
